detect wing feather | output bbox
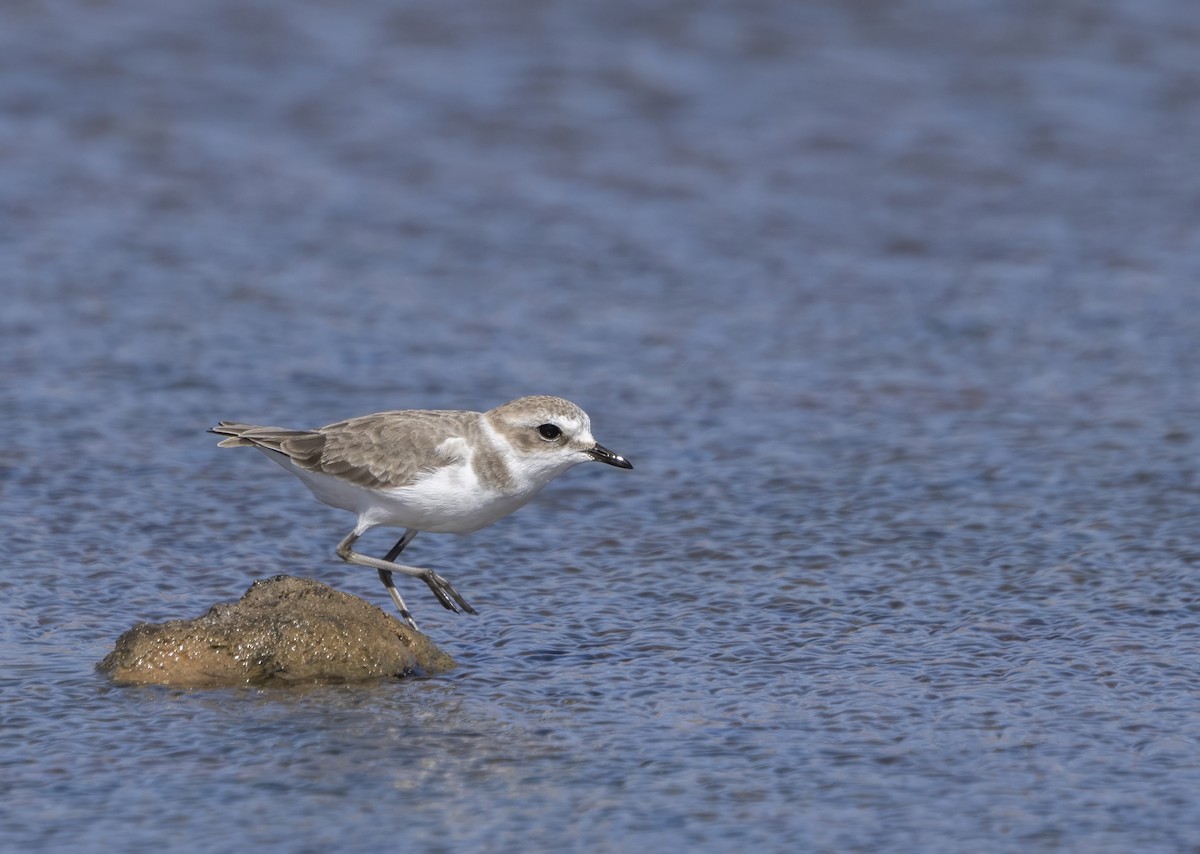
[212,410,483,489]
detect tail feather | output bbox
[211,421,256,447]
[209,422,320,456]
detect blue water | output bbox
[4,0,1200,850]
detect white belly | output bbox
[275,453,540,534]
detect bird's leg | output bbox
[336,530,478,618]
[378,529,475,616]
[376,567,419,631]
[378,529,422,629]
[383,529,418,562]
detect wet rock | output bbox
[97,575,456,687]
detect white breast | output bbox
[378,465,539,533]
[271,442,537,534]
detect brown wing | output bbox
[211,410,479,489]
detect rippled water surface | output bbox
[4,0,1200,850]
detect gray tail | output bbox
[209,422,318,454]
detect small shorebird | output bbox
[211,395,632,629]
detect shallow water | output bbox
[4,0,1200,850]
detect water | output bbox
[3,0,1200,850]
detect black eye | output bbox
[537,423,562,441]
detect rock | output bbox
[97,575,456,687]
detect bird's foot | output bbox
[421,569,478,615]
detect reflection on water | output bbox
[3,0,1200,849]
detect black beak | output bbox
[589,442,633,469]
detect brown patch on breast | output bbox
[466,417,517,492]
